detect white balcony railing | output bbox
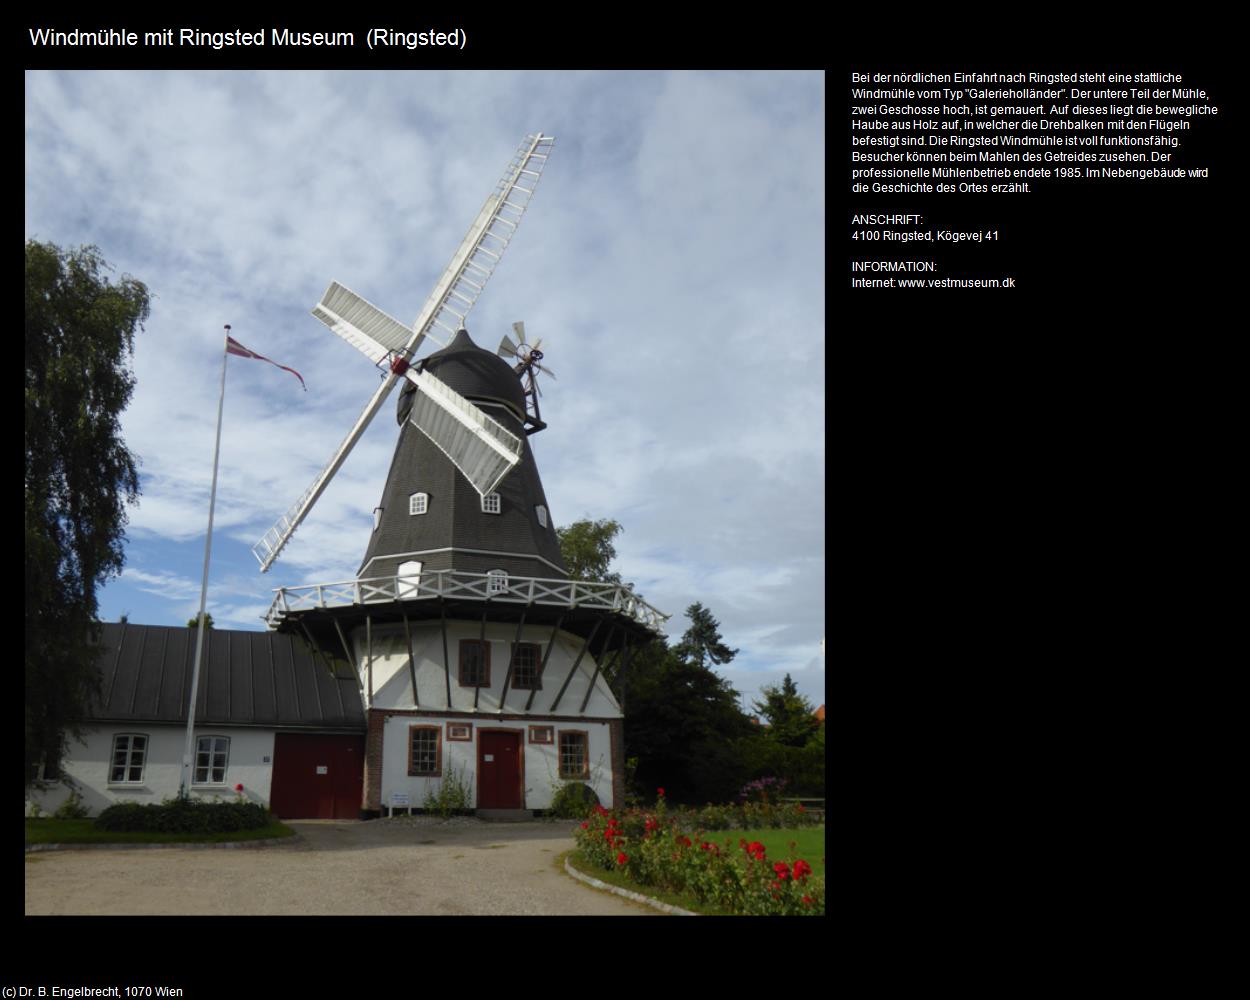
[264,569,669,633]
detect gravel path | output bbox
[23,817,660,916]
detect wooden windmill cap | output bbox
[420,327,528,423]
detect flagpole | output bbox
[179,324,232,799]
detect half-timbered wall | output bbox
[350,620,623,718]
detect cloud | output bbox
[120,568,201,601]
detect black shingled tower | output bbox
[357,328,568,583]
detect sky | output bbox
[25,70,825,712]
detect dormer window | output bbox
[487,569,509,594]
[535,504,548,527]
[409,492,428,516]
[482,492,501,515]
[373,506,384,531]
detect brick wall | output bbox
[609,718,625,809]
[363,708,386,815]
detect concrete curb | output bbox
[26,833,304,853]
[563,857,697,916]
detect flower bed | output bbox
[572,793,824,916]
[676,799,820,831]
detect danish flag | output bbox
[225,335,306,390]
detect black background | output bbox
[21,14,1234,972]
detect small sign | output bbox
[391,793,410,806]
[316,765,328,775]
[262,756,271,764]
[484,754,494,762]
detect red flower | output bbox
[657,787,665,797]
[793,859,813,881]
[234,783,244,792]
[774,861,791,880]
[744,841,767,861]
[616,852,629,865]
[802,895,813,906]
[580,822,589,830]
[797,804,806,813]
[678,836,692,848]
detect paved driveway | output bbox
[23,817,659,916]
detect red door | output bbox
[270,733,365,819]
[478,731,522,809]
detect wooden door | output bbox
[477,730,522,809]
[270,733,364,819]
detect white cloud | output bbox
[120,568,201,601]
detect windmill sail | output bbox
[311,283,523,494]
[251,132,555,573]
[312,281,416,361]
[404,368,522,495]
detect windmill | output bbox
[251,133,556,573]
[253,132,669,820]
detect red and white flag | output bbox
[225,335,306,390]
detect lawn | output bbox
[717,826,825,878]
[25,818,297,846]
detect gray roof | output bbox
[87,623,365,731]
[420,327,528,423]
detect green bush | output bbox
[95,798,271,833]
[548,781,600,819]
[679,800,818,832]
[422,764,473,818]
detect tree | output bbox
[556,518,622,583]
[673,601,739,671]
[186,613,214,629]
[622,603,755,803]
[26,241,149,787]
[753,674,820,748]
[622,639,756,804]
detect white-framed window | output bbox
[487,569,509,594]
[535,504,548,528]
[373,506,383,531]
[194,736,230,784]
[397,559,423,599]
[481,492,501,514]
[110,734,148,784]
[409,492,428,516]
